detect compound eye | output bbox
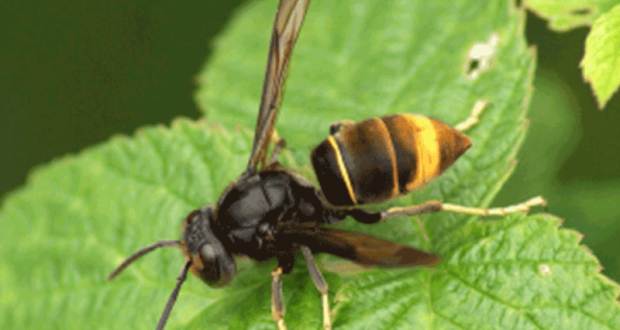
[201,243,219,259]
[183,206,236,287]
[192,244,236,287]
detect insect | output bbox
[108,0,546,329]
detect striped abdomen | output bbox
[311,114,472,207]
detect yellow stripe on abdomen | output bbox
[405,115,440,190]
[327,136,358,205]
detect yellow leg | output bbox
[300,246,332,330]
[441,196,547,216]
[271,267,287,330]
[379,196,546,221]
[267,130,287,166]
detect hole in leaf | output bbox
[467,60,480,75]
[538,264,552,275]
[465,32,500,80]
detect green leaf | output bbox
[581,4,620,109]
[195,0,532,163]
[0,121,255,329]
[523,0,619,31]
[336,213,620,330]
[2,1,619,330]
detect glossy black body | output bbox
[184,167,346,280]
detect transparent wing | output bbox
[246,0,311,173]
[279,223,440,268]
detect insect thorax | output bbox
[213,168,340,261]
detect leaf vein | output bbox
[96,157,196,209]
[443,268,545,330]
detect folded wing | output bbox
[279,223,440,267]
[247,0,312,172]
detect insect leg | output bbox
[381,196,546,220]
[300,245,332,330]
[268,130,287,166]
[108,240,182,280]
[329,120,355,135]
[156,261,191,330]
[454,99,489,132]
[345,196,546,223]
[271,267,288,330]
[343,201,442,224]
[438,196,547,216]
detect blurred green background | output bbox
[2,0,619,284]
